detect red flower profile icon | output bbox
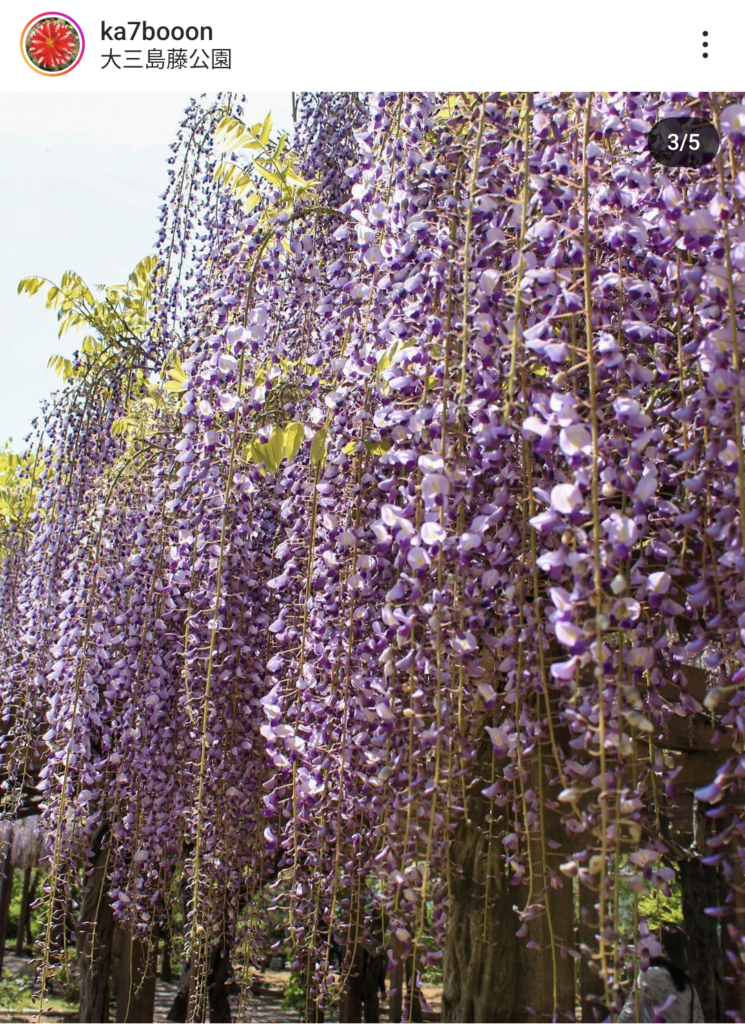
[21,12,84,76]
[28,19,75,68]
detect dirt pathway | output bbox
[0,951,440,1022]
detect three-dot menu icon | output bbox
[703,30,708,58]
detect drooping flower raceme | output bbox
[2,91,745,1022]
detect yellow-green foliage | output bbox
[636,880,684,931]
[214,110,317,233]
[0,445,38,557]
[18,255,160,385]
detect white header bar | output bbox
[0,0,741,92]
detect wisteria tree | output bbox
[2,90,745,1024]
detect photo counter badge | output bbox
[21,13,84,76]
[648,116,720,168]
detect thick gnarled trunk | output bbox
[442,797,518,1023]
[115,929,157,1023]
[206,940,233,1024]
[78,827,115,1023]
[513,754,575,1022]
[339,943,385,1023]
[443,738,574,1023]
[166,939,233,1023]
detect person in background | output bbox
[618,922,704,1023]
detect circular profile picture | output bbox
[21,12,84,76]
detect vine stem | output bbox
[409,96,484,1020]
[36,447,157,1019]
[457,96,487,398]
[505,92,533,418]
[581,91,612,1009]
[186,228,275,985]
[711,94,745,552]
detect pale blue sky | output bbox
[0,92,293,447]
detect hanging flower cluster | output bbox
[2,91,745,1021]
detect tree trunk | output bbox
[388,936,404,1024]
[305,973,326,1024]
[0,840,14,978]
[168,881,192,1021]
[340,943,384,1023]
[166,938,233,1024]
[115,929,157,1023]
[207,940,232,1023]
[578,881,607,1023]
[513,752,575,1022]
[25,871,38,948]
[78,827,116,1024]
[166,962,191,1022]
[719,856,745,1022]
[360,948,383,1023]
[679,850,726,1024]
[161,931,173,982]
[511,745,577,1015]
[339,944,364,1023]
[441,791,518,1023]
[15,866,33,956]
[404,957,422,1022]
[514,876,575,1023]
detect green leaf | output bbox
[310,427,328,468]
[214,163,256,199]
[216,114,253,150]
[263,426,285,474]
[18,277,45,297]
[243,439,263,465]
[285,168,311,188]
[363,439,392,457]
[164,355,188,394]
[248,428,286,475]
[47,354,74,380]
[260,111,273,146]
[169,354,187,384]
[111,417,130,437]
[254,163,281,187]
[129,255,158,289]
[284,422,305,464]
[376,341,399,379]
